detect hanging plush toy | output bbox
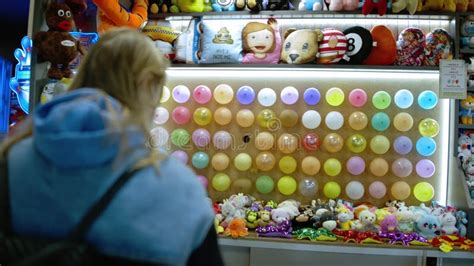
[395,27,425,66]
[298,0,324,10]
[93,0,148,34]
[317,28,348,64]
[236,0,267,11]
[424,29,453,66]
[323,0,359,10]
[149,0,173,13]
[392,0,418,14]
[242,18,281,64]
[34,2,85,80]
[211,0,237,11]
[362,0,387,15]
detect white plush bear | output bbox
[440,212,458,235]
[271,200,301,224]
[464,157,474,182]
[352,209,379,232]
[458,134,472,166]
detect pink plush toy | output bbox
[380,214,398,233]
[324,0,358,10]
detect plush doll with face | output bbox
[242,18,281,64]
[395,27,426,66]
[281,29,324,64]
[34,2,85,80]
[93,0,148,34]
[424,28,453,66]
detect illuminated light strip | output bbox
[438,98,450,205]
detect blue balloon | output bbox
[393,136,413,155]
[192,151,209,169]
[416,137,437,157]
[394,89,414,109]
[418,91,438,110]
[236,86,255,105]
[371,112,390,132]
[304,87,321,105]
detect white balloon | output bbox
[302,110,321,129]
[280,86,299,105]
[172,85,190,103]
[258,88,277,107]
[325,111,344,130]
[345,181,365,200]
[160,86,170,103]
[153,107,169,125]
[150,127,169,147]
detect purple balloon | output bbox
[281,87,299,105]
[236,86,256,105]
[192,128,211,148]
[213,131,232,150]
[392,158,413,178]
[346,156,365,175]
[171,150,188,164]
[197,175,208,188]
[393,136,413,155]
[303,87,321,105]
[416,159,436,178]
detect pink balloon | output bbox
[192,128,211,148]
[369,181,387,199]
[193,85,212,104]
[346,156,365,175]
[172,106,191,125]
[197,175,208,188]
[171,150,188,164]
[348,88,368,108]
[391,158,413,178]
[213,131,232,150]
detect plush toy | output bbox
[455,210,468,237]
[175,18,200,64]
[258,209,272,227]
[463,157,474,182]
[224,219,249,238]
[155,40,175,60]
[211,0,236,11]
[293,205,316,230]
[34,2,85,80]
[335,204,354,230]
[364,25,396,65]
[462,16,474,38]
[246,209,259,228]
[315,211,337,231]
[456,0,469,11]
[469,0,474,10]
[266,0,293,10]
[323,0,359,10]
[149,0,173,13]
[242,18,281,64]
[170,0,213,12]
[199,21,244,63]
[415,214,441,239]
[380,214,398,233]
[458,134,473,165]
[424,29,453,67]
[340,26,373,65]
[395,27,425,66]
[417,0,455,11]
[352,209,379,232]
[317,28,347,64]
[143,20,180,43]
[280,29,324,64]
[396,206,415,233]
[93,0,148,34]
[392,0,418,13]
[299,0,324,10]
[460,95,474,124]
[219,199,239,227]
[440,212,459,235]
[362,0,387,15]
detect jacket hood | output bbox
[33,88,144,168]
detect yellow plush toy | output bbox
[417,0,455,11]
[456,0,468,11]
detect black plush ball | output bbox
[340,26,373,65]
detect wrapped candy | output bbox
[256,220,293,238]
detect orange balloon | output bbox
[301,156,321,175]
[255,132,275,151]
[323,133,344,153]
[211,153,230,171]
[278,133,298,154]
[214,107,232,126]
[280,110,298,128]
[255,152,276,171]
[348,111,368,130]
[236,109,255,128]
[370,157,389,177]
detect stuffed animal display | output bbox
[395,27,425,66]
[34,2,85,80]
[93,0,148,34]
[281,29,324,64]
[242,18,281,64]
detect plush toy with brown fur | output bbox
[34,2,85,80]
[280,29,323,64]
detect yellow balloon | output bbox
[255,132,275,151]
[391,181,411,200]
[236,109,255,128]
[193,107,212,126]
[370,158,389,177]
[393,112,414,132]
[418,118,440,138]
[413,182,435,202]
[160,86,170,103]
[212,173,231,192]
[279,156,297,174]
[324,181,341,199]
[348,111,368,130]
[370,135,390,155]
[212,153,230,171]
[255,152,276,171]
[323,158,342,177]
[214,84,234,104]
[326,87,345,107]
[323,133,344,153]
[234,153,252,171]
[301,156,321,175]
[257,109,277,129]
[277,176,297,195]
[215,107,232,126]
[346,134,367,153]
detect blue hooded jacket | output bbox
[7,88,214,265]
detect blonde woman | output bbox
[0,28,222,265]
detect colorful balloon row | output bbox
[174,150,435,178]
[203,174,435,202]
[152,128,437,157]
[163,85,438,110]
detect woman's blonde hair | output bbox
[1,28,169,168]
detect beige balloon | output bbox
[369,157,389,177]
[393,112,414,132]
[278,133,298,154]
[236,109,255,128]
[214,107,232,126]
[211,153,230,171]
[323,133,344,153]
[391,181,411,200]
[348,111,368,130]
[255,132,275,151]
[255,152,276,171]
[301,156,321,175]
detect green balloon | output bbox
[372,91,391,110]
[256,175,274,194]
[212,173,231,192]
[171,128,190,148]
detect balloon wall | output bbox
[153,68,448,206]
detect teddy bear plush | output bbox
[93,0,148,34]
[34,2,85,80]
[280,29,324,64]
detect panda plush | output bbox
[340,26,373,65]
